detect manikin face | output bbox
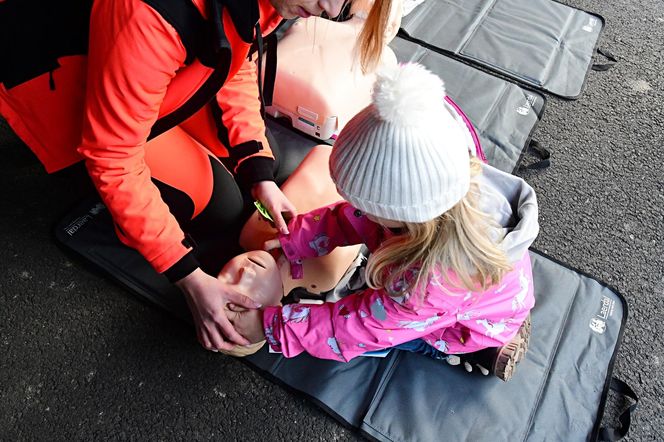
[269,0,347,19]
[218,250,283,306]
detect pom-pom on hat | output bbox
[330,63,472,223]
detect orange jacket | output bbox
[75,0,282,277]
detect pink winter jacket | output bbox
[262,163,539,362]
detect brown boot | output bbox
[493,314,531,381]
[448,314,532,381]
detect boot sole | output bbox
[493,314,532,382]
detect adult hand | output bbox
[176,268,262,351]
[227,305,266,344]
[252,180,296,235]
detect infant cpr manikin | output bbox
[266,0,403,140]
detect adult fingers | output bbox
[226,289,262,309]
[281,198,296,221]
[190,312,214,351]
[271,195,296,235]
[272,210,289,235]
[216,312,250,346]
[197,326,217,352]
[206,323,236,352]
[226,303,248,313]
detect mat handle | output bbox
[518,140,551,171]
[598,377,638,441]
[592,48,618,72]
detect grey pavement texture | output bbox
[1,0,662,440]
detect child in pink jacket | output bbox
[237,63,539,380]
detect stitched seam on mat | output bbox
[400,0,430,36]
[457,0,499,54]
[410,46,428,65]
[361,351,406,442]
[538,9,575,93]
[476,81,510,134]
[520,254,582,441]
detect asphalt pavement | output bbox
[1,0,662,440]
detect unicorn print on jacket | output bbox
[512,268,530,312]
[282,304,311,323]
[308,234,331,256]
[476,318,508,338]
[399,314,442,332]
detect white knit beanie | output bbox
[330,63,472,223]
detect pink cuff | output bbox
[262,307,283,351]
[279,235,304,279]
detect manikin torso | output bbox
[267,0,403,139]
[240,146,360,297]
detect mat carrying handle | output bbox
[598,377,639,441]
[518,140,551,171]
[592,48,618,72]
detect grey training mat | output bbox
[54,199,626,441]
[400,0,605,98]
[390,36,546,174]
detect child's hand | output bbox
[227,304,266,344]
[263,238,282,251]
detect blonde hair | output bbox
[357,0,392,72]
[365,158,512,298]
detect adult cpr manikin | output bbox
[266,0,403,139]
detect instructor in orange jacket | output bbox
[0,0,392,351]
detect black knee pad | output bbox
[188,157,246,236]
[153,156,245,237]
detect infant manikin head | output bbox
[218,250,283,307]
[217,250,283,357]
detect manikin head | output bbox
[217,251,283,356]
[218,250,283,308]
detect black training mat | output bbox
[400,0,605,98]
[55,198,626,441]
[390,36,545,174]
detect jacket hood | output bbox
[476,163,539,263]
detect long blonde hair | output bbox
[365,158,512,297]
[357,0,392,72]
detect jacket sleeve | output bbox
[278,202,373,279]
[262,285,455,362]
[77,0,197,278]
[215,50,274,189]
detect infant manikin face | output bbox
[269,0,346,19]
[218,250,283,307]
